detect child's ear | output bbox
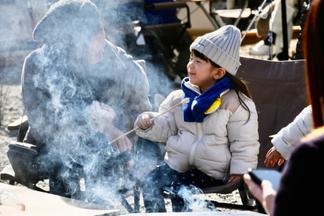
[213,68,226,80]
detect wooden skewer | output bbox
[109,98,190,144]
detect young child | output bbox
[135,25,260,212]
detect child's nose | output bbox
[187,61,194,70]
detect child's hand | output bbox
[264,147,285,168]
[227,174,242,183]
[137,113,154,130]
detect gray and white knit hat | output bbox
[190,25,241,75]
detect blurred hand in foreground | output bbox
[243,173,276,215]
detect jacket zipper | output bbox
[189,123,203,165]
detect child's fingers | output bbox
[278,158,285,166]
[144,118,153,128]
[138,114,153,129]
[137,120,147,130]
[264,153,275,167]
[265,149,283,168]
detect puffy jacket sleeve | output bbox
[135,90,180,143]
[227,98,260,174]
[271,105,313,159]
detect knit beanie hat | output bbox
[190,25,241,75]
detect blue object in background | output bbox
[144,0,178,25]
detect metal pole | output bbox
[196,1,220,29]
[281,0,289,60]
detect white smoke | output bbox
[1,0,180,211]
[177,185,218,212]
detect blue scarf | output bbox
[181,76,232,122]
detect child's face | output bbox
[187,53,220,92]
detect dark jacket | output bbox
[273,127,324,216]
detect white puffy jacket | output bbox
[271,105,313,159]
[135,89,260,180]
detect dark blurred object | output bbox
[144,0,178,25]
[292,0,311,59]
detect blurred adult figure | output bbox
[22,0,151,201]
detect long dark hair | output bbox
[303,0,324,127]
[192,50,252,117]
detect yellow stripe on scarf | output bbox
[204,97,222,114]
